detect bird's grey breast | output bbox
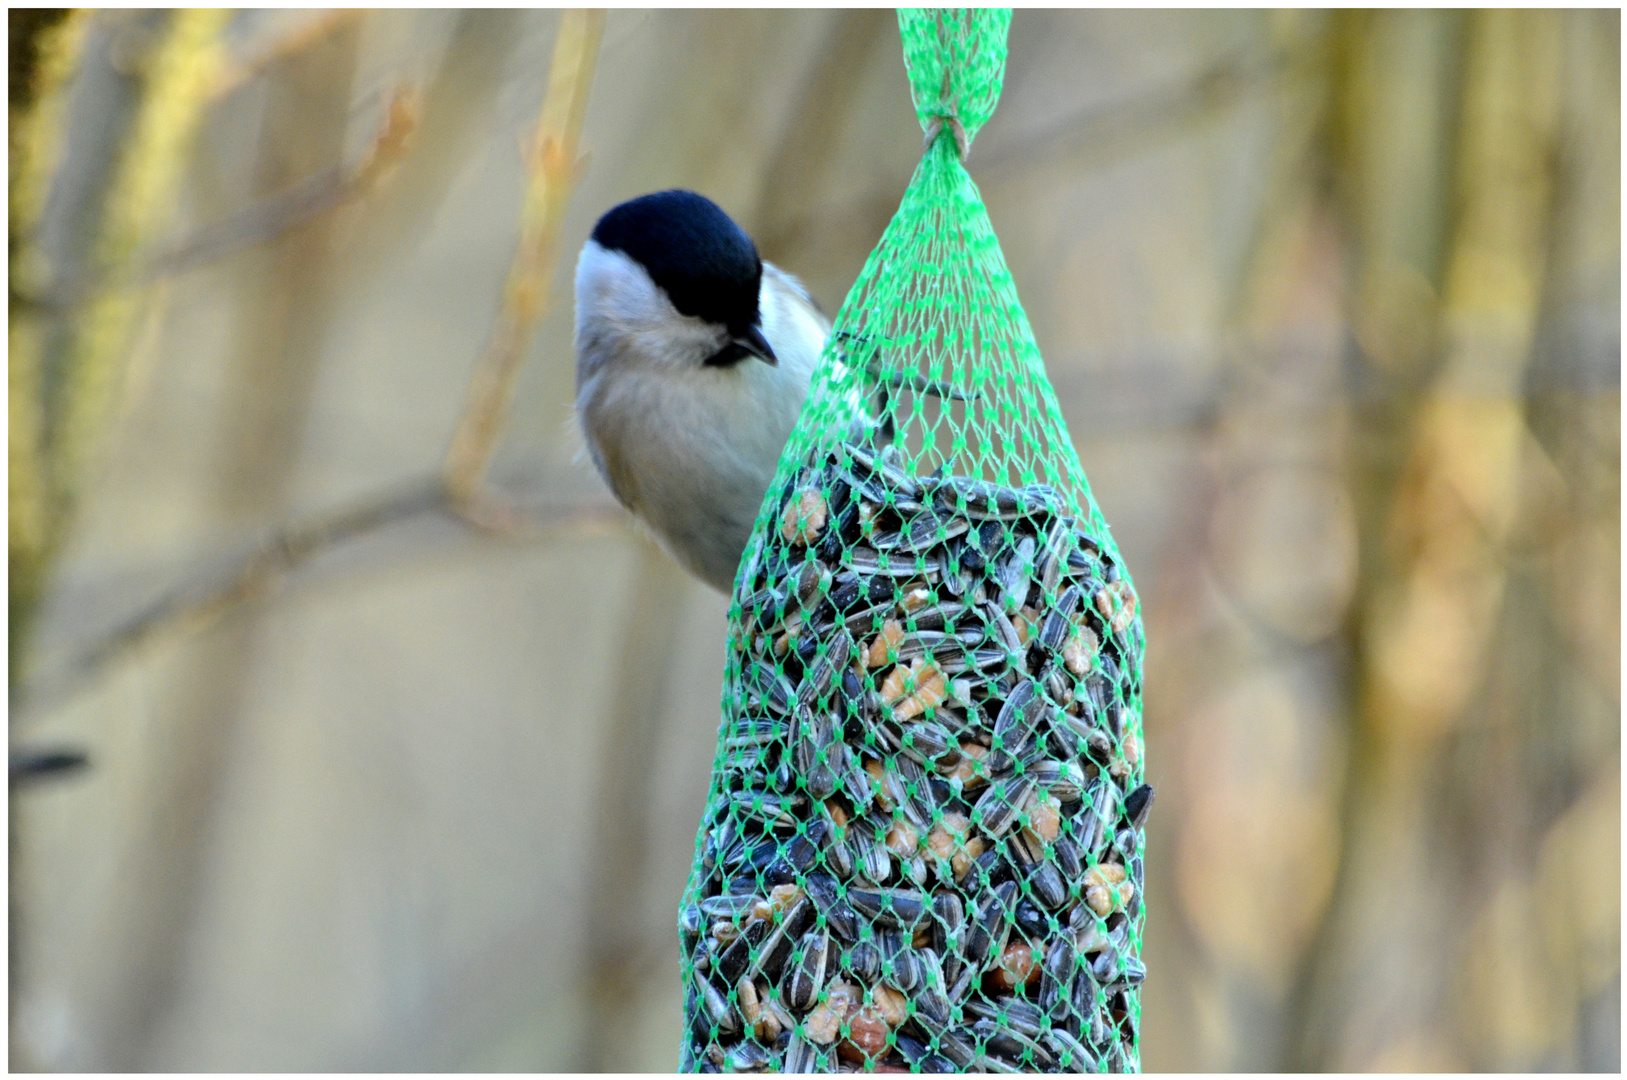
[578,357,802,589]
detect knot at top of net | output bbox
[898,8,1011,160]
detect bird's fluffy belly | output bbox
[587,362,804,590]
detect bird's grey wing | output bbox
[573,360,646,518]
[763,262,829,322]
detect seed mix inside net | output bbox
[680,10,1149,1074]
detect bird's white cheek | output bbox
[633,321,726,370]
[576,241,724,370]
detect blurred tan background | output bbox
[8,8,1618,1072]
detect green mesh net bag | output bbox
[679,10,1149,1073]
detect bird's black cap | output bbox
[590,190,763,334]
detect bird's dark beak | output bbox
[735,323,778,366]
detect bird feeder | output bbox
[681,10,1148,1072]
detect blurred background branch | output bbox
[11,10,616,723]
[13,486,625,726]
[207,9,365,102]
[11,8,229,683]
[26,84,420,310]
[443,9,604,513]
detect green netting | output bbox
[680,10,1148,1073]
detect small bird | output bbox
[574,190,829,593]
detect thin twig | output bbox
[442,9,605,508]
[12,476,626,720]
[91,479,445,666]
[148,84,418,277]
[208,9,367,101]
[24,85,420,310]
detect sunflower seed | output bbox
[846,887,928,930]
[879,930,922,991]
[751,898,813,982]
[804,873,861,943]
[1034,585,1086,644]
[1046,1028,1097,1072]
[815,827,855,879]
[852,831,891,884]
[915,510,973,551]
[1037,522,1070,597]
[930,1028,977,1068]
[912,949,951,1026]
[993,679,1046,746]
[972,1019,1057,1070]
[846,545,941,578]
[1124,782,1154,830]
[723,719,788,751]
[1030,861,1069,910]
[700,894,760,920]
[681,904,705,941]
[982,602,1024,655]
[1035,663,1066,706]
[965,996,1045,1039]
[796,629,853,707]
[894,1032,932,1067]
[994,538,1036,612]
[785,929,831,1011]
[1041,936,1077,1018]
[783,1032,818,1073]
[898,721,954,766]
[930,892,965,954]
[741,663,796,715]
[963,881,1017,970]
[934,477,1033,521]
[725,1041,772,1071]
[843,939,882,983]
[1050,760,1087,803]
[695,968,740,1035]
[1089,945,1122,984]
[718,917,773,984]
[972,774,1039,838]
